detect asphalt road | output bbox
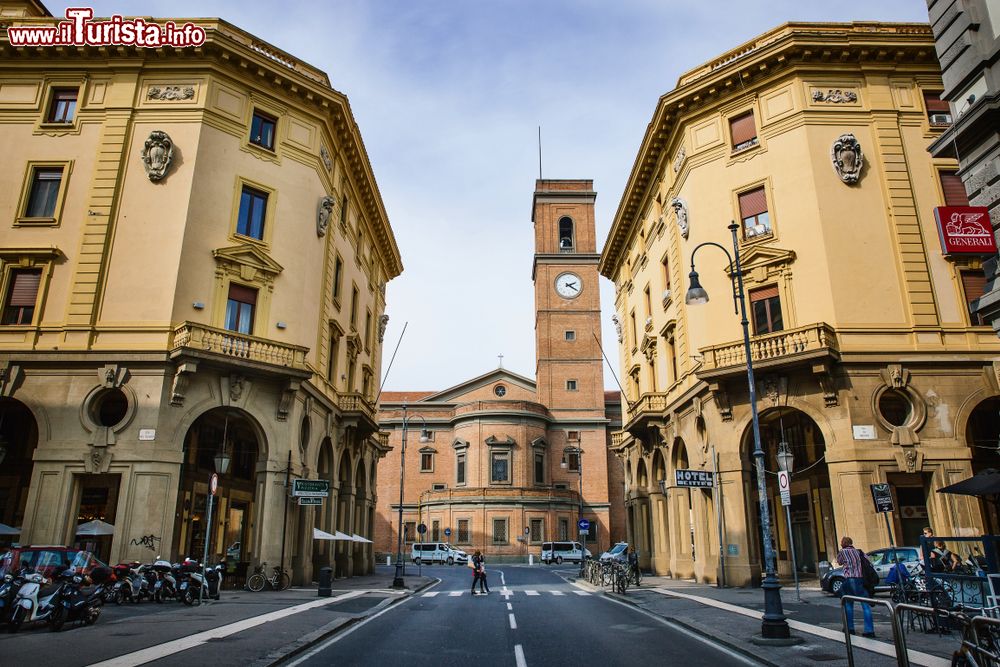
[285,565,762,667]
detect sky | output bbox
[85,1,931,391]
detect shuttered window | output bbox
[48,88,77,123]
[738,187,771,239]
[924,92,952,126]
[25,167,63,218]
[940,171,969,207]
[2,270,41,325]
[492,518,508,544]
[730,111,758,150]
[961,270,988,326]
[749,285,783,335]
[225,283,257,334]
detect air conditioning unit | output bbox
[929,113,953,126]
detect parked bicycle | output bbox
[245,562,290,592]
[950,608,1000,667]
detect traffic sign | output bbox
[292,479,330,498]
[298,497,322,506]
[870,483,894,513]
[417,523,427,535]
[444,527,451,537]
[578,518,590,531]
[675,469,714,488]
[524,527,530,535]
[579,530,589,536]
[777,471,791,506]
[210,473,219,496]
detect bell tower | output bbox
[532,179,605,418]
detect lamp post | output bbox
[392,403,430,589]
[200,445,231,605]
[685,221,791,641]
[561,447,585,576]
[776,438,800,601]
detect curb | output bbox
[261,578,439,667]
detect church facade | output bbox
[375,180,625,560]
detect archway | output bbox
[743,407,834,577]
[353,458,368,573]
[175,408,263,573]
[671,438,696,571]
[312,438,335,573]
[967,397,1000,534]
[334,453,353,577]
[0,398,38,548]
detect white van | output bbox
[410,542,469,565]
[540,541,592,564]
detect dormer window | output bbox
[558,216,575,252]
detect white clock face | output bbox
[555,272,582,299]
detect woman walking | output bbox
[470,550,483,594]
[478,554,490,595]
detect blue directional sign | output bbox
[578,518,590,531]
[444,527,452,537]
[417,523,427,535]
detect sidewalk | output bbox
[589,575,958,667]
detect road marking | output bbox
[514,644,527,667]
[499,570,506,586]
[509,613,517,629]
[550,590,565,596]
[87,590,367,667]
[525,590,539,596]
[448,591,463,597]
[507,602,513,610]
[573,590,589,596]
[422,591,440,597]
[501,589,513,599]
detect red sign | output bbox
[210,473,219,496]
[935,206,997,254]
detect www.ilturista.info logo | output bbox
[7,8,206,48]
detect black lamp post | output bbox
[392,403,430,589]
[685,221,792,641]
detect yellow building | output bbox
[599,22,1000,586]
[0,1,401,583]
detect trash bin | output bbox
[817,560,831,580]
[318,566,333,597]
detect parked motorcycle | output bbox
[0,568,29,624]
[8,572,57,633]
[151,558,176,603]
[179,559,223,605]
[48,568,102,631]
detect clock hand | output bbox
[567,282,578,291]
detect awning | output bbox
[312,528,354,541]
[937,468,1000,498]
[350,533,372,544]
[0,523,21,536]
[76,520,116,536]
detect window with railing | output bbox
[749,285,783,335]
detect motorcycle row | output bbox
[0,558,224,633]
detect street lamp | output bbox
[560,447,585,576]
[200,424,232,604]
[685,221,792,641]
[393,403,430,589]
[776,435,800,601]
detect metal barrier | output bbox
[963,615,1000,665]
[841,595,908,667]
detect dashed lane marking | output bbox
[509,613,517,630]
[507,603,513,610]
[514,644,527,667]
[573,591,589,596]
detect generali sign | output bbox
[935,206,997,255]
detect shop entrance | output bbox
[0,398,38,547]
[888,473,930,548]
[72,474,121,563]
[967,397,1000,534]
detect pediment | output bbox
[424,368,536,403]
[737,245,795,273]
[213,244,284,276]
[485,435,516,448]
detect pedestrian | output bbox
[836,536,875,638]
[627,546,639,583]
[932,540,959,572]
[469,550,481,594]
[478,555,490,595]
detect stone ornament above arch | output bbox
[141,130,174,182]
[452,438,470,450]
[872,364,926,445]
[831,133,863,184]
[0,362,24,398]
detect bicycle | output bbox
[950,609,1000,667]
[613,561,630,594]
[246,562,290,592]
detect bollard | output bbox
[529,554,534,566]
[386,555,391,566]
[318,566,333,597]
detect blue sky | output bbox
[85,1,931,391]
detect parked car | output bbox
[600,542,629,563]
[540,541,592,565]
[821,547,922,595]
[410,543,469,565]
[0,546,107,580]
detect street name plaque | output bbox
[298,497,322,506]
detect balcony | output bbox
[169,322,310,378]
[420,486,579,507]
[340,392,377,420]
[696,322,839,380]
[339,392,379,439]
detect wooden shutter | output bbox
[749,284,779,302]
[730,111,757,147]
[9,270,41,306]
[228,283,257,305]
[962,271,987,304]
[923,92,949,112]
[940,171,969,207]
[739,187,768,218]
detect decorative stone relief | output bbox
[894,447,923,474]
[98,364,129,388]
[378,314,389,343]
[831,133,863,184]
[147,85,195,101]
[84,446,112,474]
[317,195,335,237]
[277,379,300,422]
[169,362,197,406]
[708,381,732,422]
[640,333,657,363]
[760,375,788,407]
[880,364,909,389]
[345,332,363,362]
[230,374,246,402]
[812,89,858,104]
[673,146,686,173]
[0,362,24,398]
[612,314,623,343]
[319,145,333,171]
[813,362,838,407]
[670,197,689,239]
[222,374,253,409]
[141,130,175,182]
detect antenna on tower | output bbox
[538,125,543,180]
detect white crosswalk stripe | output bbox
[422,592,440,597]
[525,590,539,596]
[448,591,463,597]
[551,590,565,596]
[420,589,590,599]
[573,590,589,596]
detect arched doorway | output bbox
[175,408,263,571]
[743,407,834,577]
[335,453,353,577]
[670,438,696,575]
[353,458,368,573]
[0,398,38,547]
[312,438,335,574]
[967,397,1000,534]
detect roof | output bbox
[378,391,435,403]
[378,368,537,405]
[605,390,622,403]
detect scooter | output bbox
[181,559,224,605]
[0,568,29,624]
[151,558,176,603]
[8,572,58,633]
[48,568,101,631]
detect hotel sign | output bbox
[935,207,997,255]
[675,469,714,488]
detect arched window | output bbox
[558,217,575,251]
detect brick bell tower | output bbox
[532,180,605,419]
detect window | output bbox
[236,186,268,240]
[350,286,359,329]
[362,370,372,399]
[494,384,507,397]
[940,171,969,207]
[566,380,578,391]
[490,450,510,484]
[644,285,652,317]
[225,283,257,334]
[530,518,543,543]
[2,269,41,325]
[431,520,440,542]
[566,450,580,472]
[961,270,988,326]
[559,216,575,251]
[567,431,579,442]
[404,521,416,544]
[250,110,276,150]
[420,452,434,472]
[24,167,63,219]
[629,311,637,349]
[340,194,349,226]
[364,311,372,349]
[924,91,952,127]
[492,518,508,544]
[457,519,470,544]
[558,518,569,541]
[729,110,758,151]
[327,326,340,381]
[749,285,783,335]
[879,389,912,427]
[662,255,671,301]
[665,327,678,384]
[534,452,545,484]
[47,88,77,123]
[333,255,344,304]
[739,187,771,239]
[456,452,466,485]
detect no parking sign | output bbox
[777,471,791,506]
